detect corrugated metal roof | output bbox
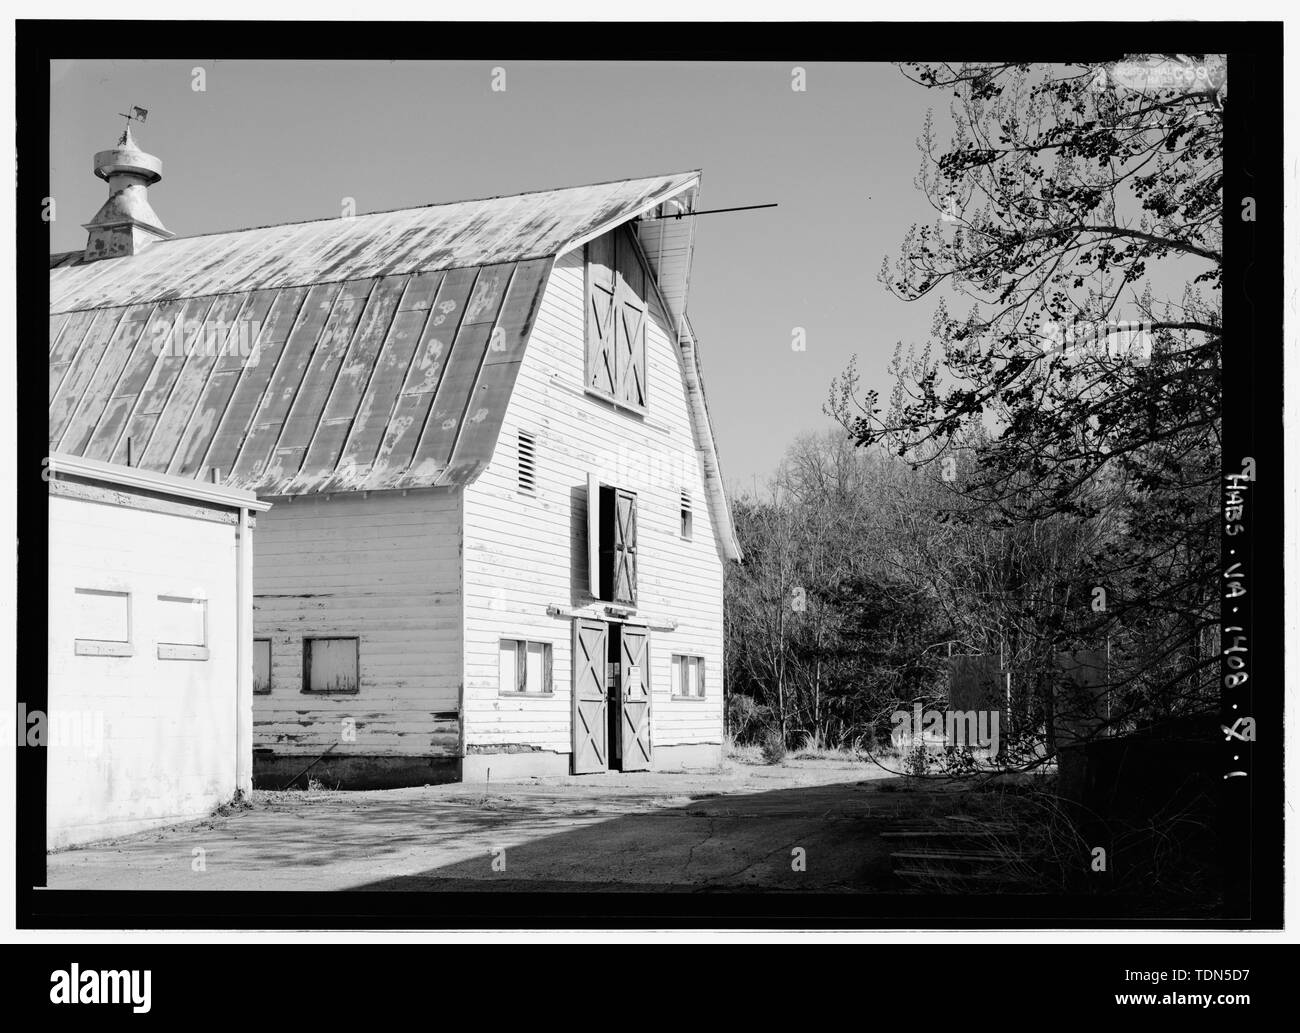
[48,172,699,495]
[50,261,552,494]
[50,171,699,313]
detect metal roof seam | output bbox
[436,263,523,487]
[401,267,485,486]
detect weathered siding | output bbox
[462,245,724,763]
[252,490,462,767]
[48,493,241,847]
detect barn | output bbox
[49,126,741,788]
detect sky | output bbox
[49,59,954,494]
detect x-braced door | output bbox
[571,618,608,774]
[618,625,652,771]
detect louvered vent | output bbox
[518,431,537,494]
[680,488,693,540]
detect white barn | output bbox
[45,453,267,848]
[50,129,741,787]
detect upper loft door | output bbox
[571,618,609,774]
[584,227,647,414]
[614,229,647,410]
[618,625,652,771]
[600,485,637,607]
[590,481,637,607]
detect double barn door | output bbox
[571,618,652,774]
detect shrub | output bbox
[904,742,929,776]
[939,744,978,776]
[760,727,788,765]
[726,693,768,743]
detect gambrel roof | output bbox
[49,172,699,311]
[48,170,742,557]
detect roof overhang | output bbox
[47,452,272,511]
[556,174,699,265]
[621,226,742,563]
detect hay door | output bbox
[618,625,652,771]
[571,618,609,774]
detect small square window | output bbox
[253,639,272,694]
[672,654,706,698]
[74,588,133,657]
[303,637,359,694]
[157,594,209,660]
[498,639,553,694]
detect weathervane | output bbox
[116,105,149,144]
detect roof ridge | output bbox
[49,171,701,311]
[96,168,702,251]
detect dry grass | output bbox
[887,776,1218,911]
[759,729,788,765]
[724,735,765,766]
[728,730,874,767]
[788,744,863,763]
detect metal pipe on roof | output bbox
[640,203,778,220]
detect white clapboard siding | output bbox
[252,489,462,756]
[462,246,724,755]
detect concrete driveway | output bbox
[45,758,948,892]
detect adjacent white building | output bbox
[45,453,268,848]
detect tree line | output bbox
[725,60,1222,766]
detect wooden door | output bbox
[585,234,617,397]
[612,487,637,606]
[597,484,637,606]
[571,618,608,774]
[614,230,647,409]
[585,228,646,411]
[618,625,652,771]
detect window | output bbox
[587,476,637,606]
[517,430,537,494]
[671,655,706,698]
[680,489,693,540]
[73,588,133,657]
[253,639,272,695]
[157,594,209,660]
[498,639,553,695]
[585,227,647,413]
[303,637,359,694]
